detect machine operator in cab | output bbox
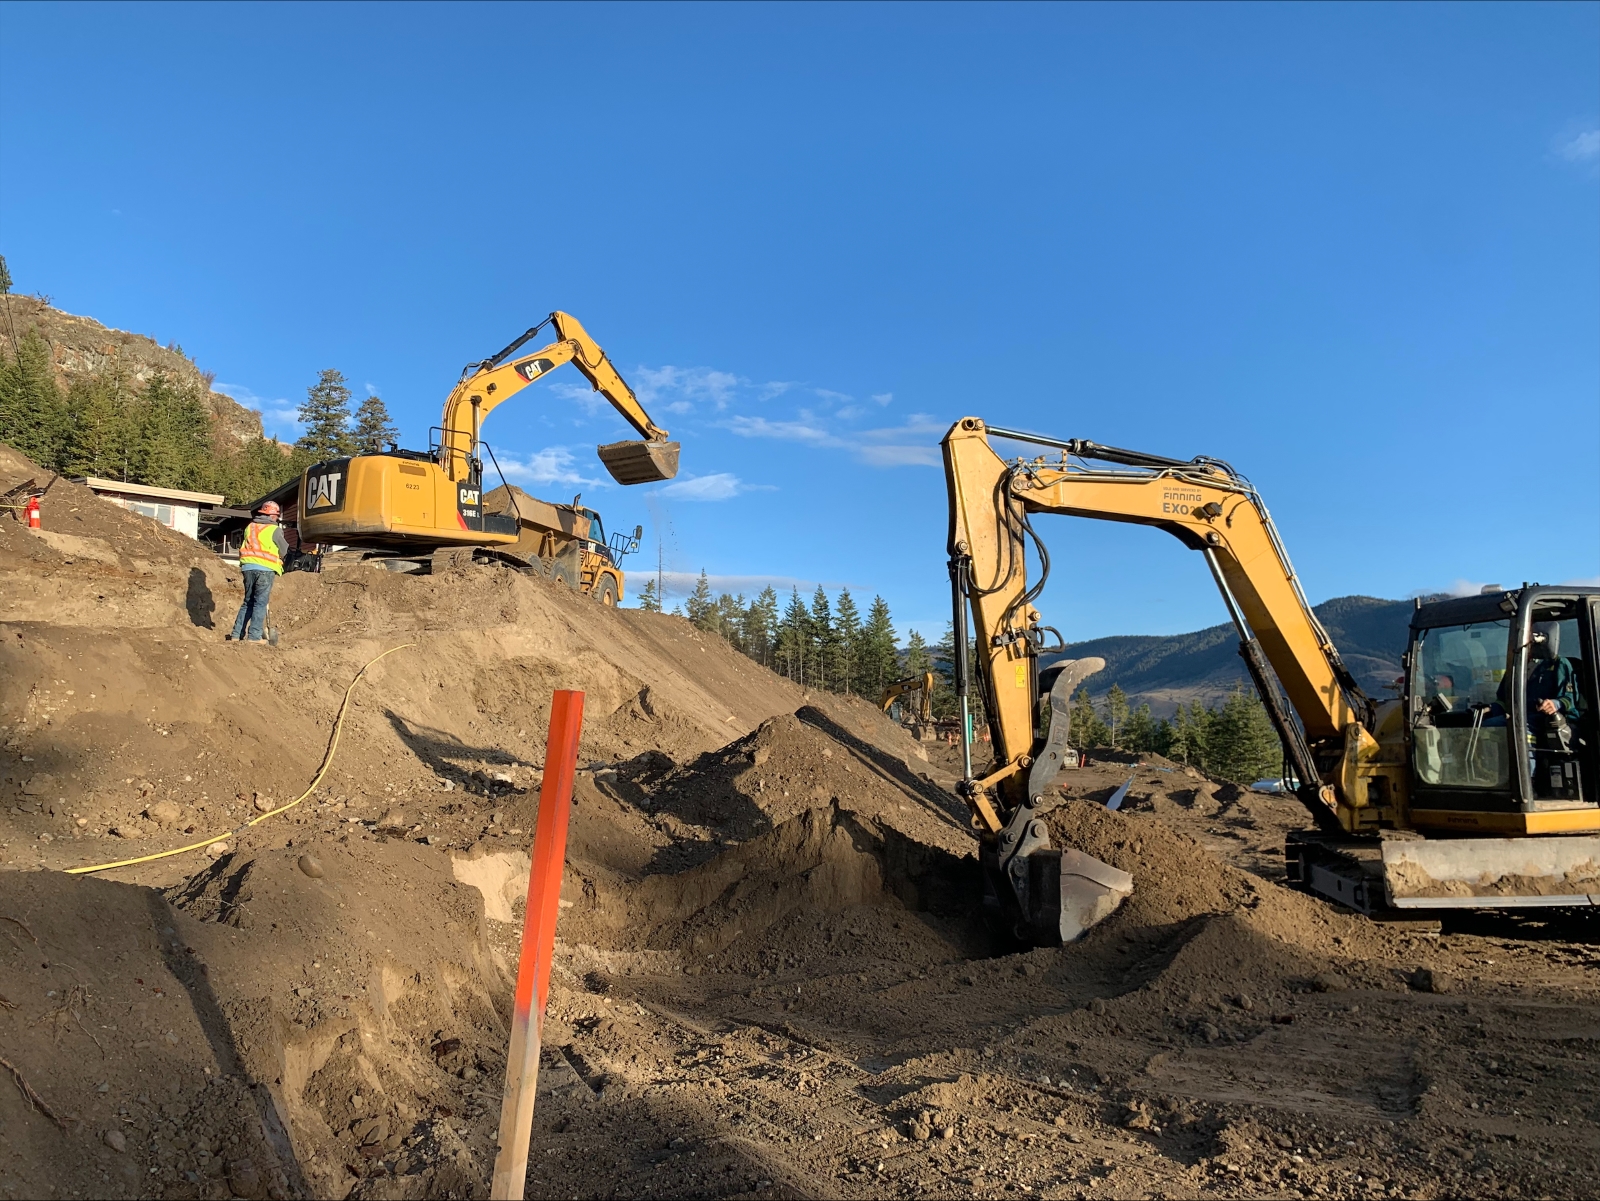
[229,500,288,643]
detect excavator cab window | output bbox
[1410,620,1512,791]
[1521,602,1594,803]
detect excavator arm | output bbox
[438,311,677,486]
[946,416,1384,849]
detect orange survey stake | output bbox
[490,689,584,1201]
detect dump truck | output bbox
[479,485,640,605]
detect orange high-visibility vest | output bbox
[239,521,284,574]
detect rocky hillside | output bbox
[0,293,262,445]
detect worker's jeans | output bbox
[231,568,276,641]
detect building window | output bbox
[126,501,176,527]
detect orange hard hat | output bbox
[257,500,282,518]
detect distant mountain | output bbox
[1052,594,1414,716]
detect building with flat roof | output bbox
[71,477,226,540]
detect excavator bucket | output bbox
[597,440,680,485]
[989,806,1134,944]
[1026,848,1136,942]
[1381,836,1600,909]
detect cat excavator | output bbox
[944,416,1600,941]
[296,312,678,569]
[880,672,936,725]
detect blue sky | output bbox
[3,2,1596,643]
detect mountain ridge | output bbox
[1056,593,1414,716]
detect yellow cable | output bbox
[66,643,415,876]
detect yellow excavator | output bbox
[296,312,677,568]
[880,672,936,725]
[944,416,1599,939]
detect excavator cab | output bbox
[1407,586,1599,830]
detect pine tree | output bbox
[859,596,899,696]
[1167,701,1213,768]
[717,592,747,650]
[1208,684,1282,784]
[130,370,212,489]
[1102,684,1131,748]
[0,328,67,467]
[352,393,398,454]
[296,368,355,460]
[636,578,662,612]
[1070,687,1110,749]
[933,622,986,727]
[833,588,861,695]
[1125,702,1156,752]
[744,586,780,664]
[61,366,135,479]
[904,630,932,677]
[685,569,717,631]
[215,437,312,506]
[776,588,811,684]
[809,586,836,691]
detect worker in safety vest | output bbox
[229,500,289,642]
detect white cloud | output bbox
[1559,129,1600,163]
[1563,574,1600,587]
[498,446,608,489]
[216,382,302,439]
[658,472,774,502]
[871,392,893,406]
[634,365,743,412]
[856,444,940,467]
[363,381,382,397]
[722,414,837,444]
[721,410,943,468]
[812,388,853,404]
[650,570,864,601]
[757,381,798,402]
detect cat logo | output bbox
[304,462,349,512]
[459,488,480,506]
[514,357,557,383]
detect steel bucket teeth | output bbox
[597,440,681,485]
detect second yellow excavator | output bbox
[296,312,677,565]
[880,672,936,726]
[944,416,1600,941]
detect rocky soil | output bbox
[2,446,1597,1200]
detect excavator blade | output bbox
[597,440,680,485]
[1381,836,1600,909]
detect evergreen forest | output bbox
[646,569,1287,785]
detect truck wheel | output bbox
[550,559,580,590]
[595,576,618,607]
